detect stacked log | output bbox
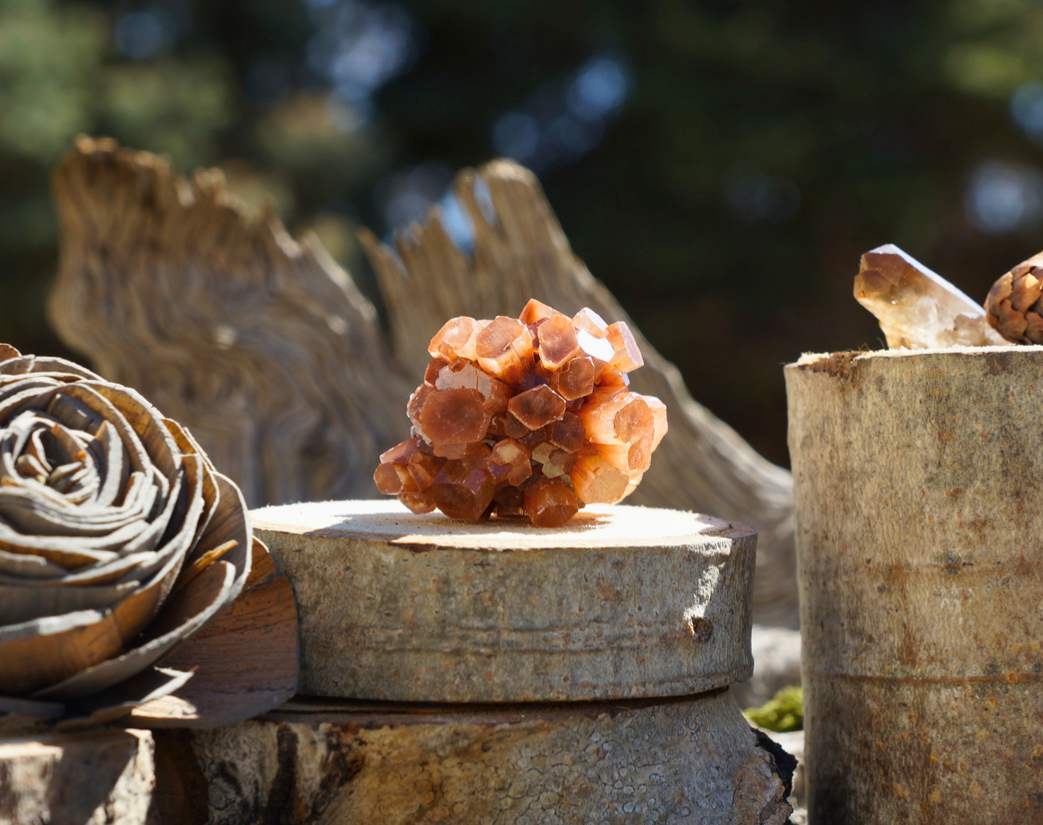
[155,500,794,823]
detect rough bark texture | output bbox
[49,139,797,629]
[154,692,792,825]
[0,727,155,825]
[786,346,1043,824]
[49,136,413,509]
[253,499,755,703]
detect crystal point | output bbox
[537,315,581,369]
[418,388,491,447]
[854,244,1005,349]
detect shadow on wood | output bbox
[48,138,798,628]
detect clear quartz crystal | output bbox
[854,244,1006,349]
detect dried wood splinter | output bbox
[374,301,667,527]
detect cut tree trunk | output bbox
[154,692,793,825]
[48,137,798,628]
[212,498,792,822]
[251,499,755,703]
[0,727,155,825]
[786,347,1043,825]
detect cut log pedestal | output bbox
[787,347,1043,825]
[157,501,793,824]
[0,727,155,825]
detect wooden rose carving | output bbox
[0,345,291,727]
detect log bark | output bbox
[0,727,155,824]
[786,347,1043,824]
[154,692,793,825]
[49,138,797,628]
[252,499,755,703]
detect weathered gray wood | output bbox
[155,691,793,825]
[253,499,756,703]
[0,727,155,825]
[49,136,413,509]
[49,139,798,629]
[786,346,1043,824]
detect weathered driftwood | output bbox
[49,136,413,509]
[786,347,1043,824]
[153,692,793,825]
[0,727,155,825]
[253,499,755,702]
[49,138,797,628]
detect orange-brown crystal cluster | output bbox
[374,300,668,527]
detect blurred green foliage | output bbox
[745,685,803,732]
[3,0,1043,464]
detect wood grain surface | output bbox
[254,499,756,703]
[787,346,1043,824]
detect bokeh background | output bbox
[3,0,1043,466]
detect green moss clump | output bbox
[743,685,803,732]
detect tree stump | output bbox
[156,499,792,823]
[0,727,155,824]
[48,137,798,629]
[154,693,792,825]
[786,347,1043,824]
[251,500,755,703]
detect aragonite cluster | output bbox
[374,300,667,527]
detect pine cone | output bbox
[985,253,1043,344]
[0,345,256,723]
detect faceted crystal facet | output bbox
[605,322,644,373]
[418,388,492,447]
[552,356,596,400]
[520,298,567,326]
[572,308,609,337]
[537,315,582,369]
[476,316,534,383]
[374,301,668,525]
[524,477,580,527]
[854,244,1005,349]
[508,385,566,430]
[429,317,478,360]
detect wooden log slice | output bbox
[154,690,792,825]
[252,500,756,702]
[786,347,1043,825]
[0,727,154,825]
